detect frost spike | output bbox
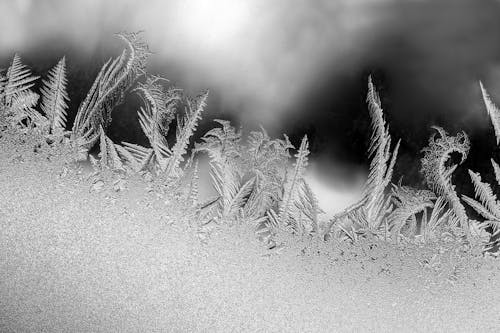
[40,56,69,132]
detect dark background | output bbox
[2,0,500,196]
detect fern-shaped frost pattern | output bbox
[163,90,208,179]
[72,31,150,154]
[389,184,436,241]
[4,54,39,107]
[421,126,471,238]
[278,135,311,233]
[40,56,69,133]
[134,75,182,171]
[362,76,400,233]
[479,81,500,145]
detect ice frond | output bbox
[421,196,451,242]
[194,119,253,220]
[466,84,500,248]
[322,76,400,239]
[491,158,500,185]
[98,126,124,171]
[391,184,436,207]
[247,127,293,166]
[196,122,291,223]
[116,141,154,172]
[227,177,256,219]
[40,56,69,133]
[209,161,236,215]
[278,135,310,232]
[163,90,209,179]
[245,130,292,220]
[135,76,182,140]
[388,184,435,242]
[7,90,39,116]
[462,195,498,222]
[322,197,368,241]
[209,159,254,220]
[462,169,500,223]
[3,53,39,107]
[8,90,46,130]
[366,75,390,159]
[420,126,470,238]
[364,76,399,192]
[196,121,271,221]
[469,170,500,216]
[115,143,143,172]
[254,215,276,248]
[244,173,281,221]
[420,127,470,193]
[194,118,242,164]
[134,75,181,172]
[187,160,200,207]
[362,76,400,232]
[479,81,500,145]
[293,179,324,235]
[71,31,151,156]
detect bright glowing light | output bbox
[177,0,250,48]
